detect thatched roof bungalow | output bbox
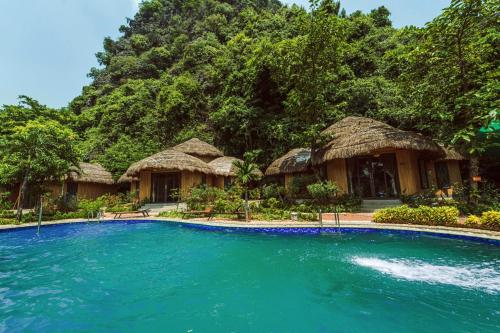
[43,162,118,201]
[172,138,223,163]
[117,173,140,193]
[265,148,312,190]
[311,116,447,197]
[208,156,263,189]
[424,145,468,196]
[125,149,215,202]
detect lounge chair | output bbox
[182,207,214,220]
[113,209,150,219]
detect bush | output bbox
[400,187,439,207]
[373,205,459,226]
[288,175,316,198]
[261,184,285,201]
[0,210,15,219]
[480,211,500,229]
[464,215,481,226]
[185,185,243,212]
[78,197,106,214]
[307,181,339,205]
[0,218,18,225]
[0,192,12,210]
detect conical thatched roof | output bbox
[117,173,139,184]
[172,138,223,158]
[265,148,311,176]
[68,163,115,185]
[312,117,443,164]
[438,145,467,161]
[208,156,263,177]
[126,149,214,176]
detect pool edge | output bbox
[1,218,499,245]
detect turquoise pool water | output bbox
[1,221,499,332]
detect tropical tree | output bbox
[233,153,262,222]
[399,0,499,194]
[0,120,79,220]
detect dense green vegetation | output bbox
[50,0,500,176]
[0,0,498,220]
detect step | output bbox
[360,199,402,213]
[143,203,186,213]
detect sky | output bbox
[0,0,450,109]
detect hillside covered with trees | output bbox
[1,0,498,181]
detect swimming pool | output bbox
[1,221,499,332]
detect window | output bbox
[418,160,429,189]
[201,174,207,185]
[434,162,450,189]
[66,182,78,197]
[224,177,232,190]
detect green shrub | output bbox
[0,192,12,210]
[78,197,105,214]
[464,215,481,226]
[480,211,500,229]
[0,210,15,219]
[373,205,459,226]
[261,184,285,201]
[288,175,316,198]
[249,188,261,200]
[158,210,185,219]
[400,187,438,207]
[307,181,339,205]
[0,218,18,225]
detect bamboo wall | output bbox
[138,170,209,202]
[395,150,420,195]
[427,160,463,196]
[326,159,349,193]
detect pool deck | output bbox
[1,216,499,242]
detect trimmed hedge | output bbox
[373,205,459,226]
[465,211,500,231]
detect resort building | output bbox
[312,116,445,197]
[264,148,312,190]
[266,117,469,200]
[208,156,263,189]
[47,162,118,200]
[117,173,139,193]
[171,138,224,163]
[124,138,264,203]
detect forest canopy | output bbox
[1,0,498,180]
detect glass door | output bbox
[348,154,400,198]
[151,173,180,203]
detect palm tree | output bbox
[233,154,262,222]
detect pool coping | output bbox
[1,217,499,243]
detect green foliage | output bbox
[373,205,459,226]
[464,214,481,226]
[0,192,11,210]
[480,211,500,229]
[287,175,316,198]
[0,218,18,225]
[307,181,340,205]
[261,184,285,201]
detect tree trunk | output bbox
[16,173,29,221]
[244,188,249,223]
[469,156,480,204]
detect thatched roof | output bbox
[172,138,223,158]
[265,148,311,176]
[68,163,115,185]
[208,156,263,177]
[126,149,214,176]
[312,117,443,164]
[117,173,139,184]
[438,145,467,161]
